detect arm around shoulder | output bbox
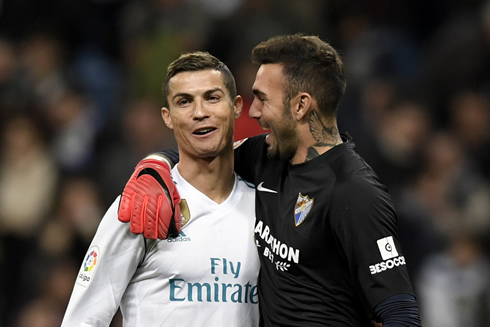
[118,151,182,240]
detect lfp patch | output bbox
[294,193,314,226]
[76,246,100,287]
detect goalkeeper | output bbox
[61,52,260,326]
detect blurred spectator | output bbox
[14,258,79,327]
[204,0,310,63]
[118,0,209,103]
[0,36,30,120]
[416,230,490,327]
[0,115,59,237]
[94,98,177,206]
[188,0,244,19]
[358,79,398,134]
[448,90,490,179]
[396,131,490,279]
[9,177,107,326]
[18,31,68,113]
[46,90,100,174]
[342,22,420,90]
[337,77,396,143]
[9,177,103,325]
[38,177,103,260]
[16,298,63,327]
[420,132,490,235]
[70,46,125,131]
[0,115,59,326]
[356,99,431,200]
[419,0,490,122]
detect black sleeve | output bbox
[233,134,268,184]
[374,293,422,326]
[330,176,415,309]
[158,150,179,166]
[157,135,266,182]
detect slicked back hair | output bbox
[162,51,237,108]
[251,34,346,118]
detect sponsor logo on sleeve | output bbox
[369,236,406,275]
[76,246,100,287]
[377,236,399,260]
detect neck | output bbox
[291,110,343,164]
[177,151,235,204]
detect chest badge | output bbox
[179,199,190,228]
[294,193,314,226]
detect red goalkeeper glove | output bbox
[118,156,181,239]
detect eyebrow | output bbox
[253,89,266,98]
[172,87,225,102]
[203,87,225,97]
[172,92,192,102]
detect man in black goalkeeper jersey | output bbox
[230,34,421,326]
[118,34,422,326]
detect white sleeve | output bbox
[61,196,146,327]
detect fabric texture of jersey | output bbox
[61,166,260,327]
[234,134,415,327]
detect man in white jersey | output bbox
[61,52,260,327]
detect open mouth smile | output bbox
[193,127,216,136]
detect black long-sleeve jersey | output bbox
[234,134,416,326]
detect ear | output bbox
[233,95,243,119]
[292,92,312,121]
[161,107,173,129]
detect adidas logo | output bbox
[167,230,191,243]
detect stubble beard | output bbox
[266,104,298,161]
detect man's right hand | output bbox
[118,155,181,240]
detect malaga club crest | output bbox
[294,193,314,226]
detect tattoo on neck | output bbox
[309,110,339,147]
[306,147,320,161]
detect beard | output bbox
[266,104,299,161]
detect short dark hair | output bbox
[251,34,346,117]
[162,51,237,108]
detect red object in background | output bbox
[234,99,267,141]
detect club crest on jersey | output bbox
[179,199,190,228]
[294,193,314,226]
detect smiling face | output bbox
[162,69,242,160]
[250,63,299,161]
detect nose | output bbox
[193,99,210,120]
[249,98,261,120]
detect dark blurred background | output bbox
[0,0,489,326]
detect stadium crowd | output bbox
[0,0,490,326]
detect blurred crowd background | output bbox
[0,0,489,326]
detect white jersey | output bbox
[62,166,259,327]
